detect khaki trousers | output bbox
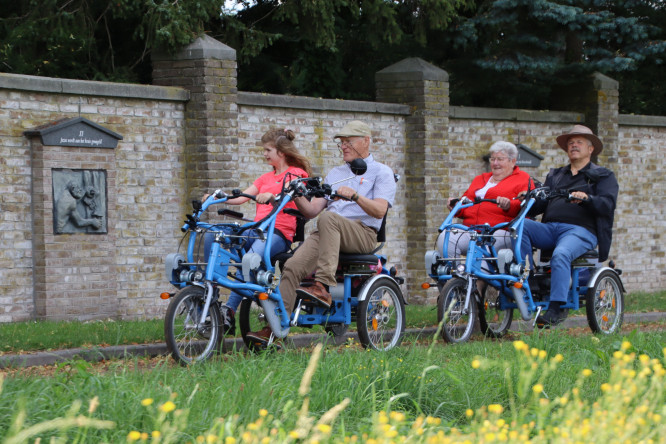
[279,211,377,314]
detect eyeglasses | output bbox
[489,157,509,163]
[337,140,355,149]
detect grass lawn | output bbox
[0,290,663,354]
[1,328,664,442]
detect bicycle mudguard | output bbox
[586,266,626,292]
[356,275,405,304]
[259,298,290,338]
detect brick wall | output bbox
[1,38,665,322]
[0,74,188,321]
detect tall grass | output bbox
[1,329,664,442]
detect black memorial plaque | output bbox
[25,117,122,149]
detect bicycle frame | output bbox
[426,191,598,323]
[169,179,307,338]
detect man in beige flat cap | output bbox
[521,125,619,327]
[247,120,396,344]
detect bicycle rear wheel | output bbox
[437,277,477,343]
[586,270,624,334]
[478,285,513,338]
[356,277,405,351]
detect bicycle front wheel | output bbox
[164,285,223,365]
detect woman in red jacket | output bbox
[436,141,532,259]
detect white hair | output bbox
[489,141,518,160]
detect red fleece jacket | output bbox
[457,167,532,227]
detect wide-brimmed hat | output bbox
[556,125,603,156]
[334,120,372,139]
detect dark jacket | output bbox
[530,162,618,262]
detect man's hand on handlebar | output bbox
[568,191,589,204]
[333,185,358,201]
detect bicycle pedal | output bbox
[295,288,331,308]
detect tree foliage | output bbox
[441,0,666,112]
[1,0,665,114]
[0,0,221,82]
[214,0,474,99]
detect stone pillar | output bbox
[588,73,619,164]
[375,58,449,304]
[551,72,619,163]
[152,35,239,201]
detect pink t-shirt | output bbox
[253,167,308,241]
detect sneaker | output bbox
[536,301,569,328]
[245,326,282,350]
[296,281,332,308]
[220,305,236,336]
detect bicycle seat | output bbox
[539,248,599,262]
[271,209,307,267]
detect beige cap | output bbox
[556,125,603,156]
[334,120,372,139]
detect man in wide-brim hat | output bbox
[520,125,619,327]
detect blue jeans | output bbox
[521,220,597,303]
[204,229,290,311]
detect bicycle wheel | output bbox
[478,285,513,338]
[437,277,477,343]
[324,323,349,346]
[356,277,405,351]
[586,270,624,334]
[238,298,272,352]
[164,285,223,365]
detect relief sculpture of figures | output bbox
[55,181,103,233]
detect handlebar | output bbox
[523,187,588,203]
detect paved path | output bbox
[1,312,664,369]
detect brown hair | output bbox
[261,129,312,177]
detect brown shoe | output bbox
[245,326,282,350]
[246,326,273,343]
[296,281,332,308]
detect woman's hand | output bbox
[447,197,459,211]
[496,196,511,211]
[255,192,275,204]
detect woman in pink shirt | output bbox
[213,129,311,333]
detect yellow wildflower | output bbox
[160,401,176,413]
[127,431,141,441]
